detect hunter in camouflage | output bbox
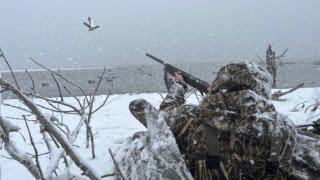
[130,62,297,179]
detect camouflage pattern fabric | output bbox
[129,99,159,128]
[130,62,297,179]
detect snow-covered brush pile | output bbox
[0,51,114,179]
[0,75,111,179]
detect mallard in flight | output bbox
[83,17,100,31]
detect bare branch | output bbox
[88,68,106,119]
[92,94,111,114]
[23,115,44,179]
[101,173,118,178]
[35,102,78,114]
[256,54,264,64]
[0,48,21,90]
[290,100,309,112]
[157,92,165,100]
[0,115,41,179]
[29,57,89,103]
[1,102,32,113]
[272,83,304,100]
[306,99,320,122]
[4,116,36,122]
[63,86,84,110]
[0,154,13,160]
[90,67,106,101]
[276,48,288,60]
[84,68,107,159]
[42,130,54,154]
[108,148,126,180]
[0,79,101,180]
[44,148,65,179]
[50,73,64,101]
[45,113,88,179]
[27,93,81,114]
[25,69,36,94]
[30,152,50,158]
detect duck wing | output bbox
[83,22,91,28]
[88,17,94,26]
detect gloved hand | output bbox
[163,69,187,92]
[206,155,220,170]
[265,160,279,177]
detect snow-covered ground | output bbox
[0,87,319,180]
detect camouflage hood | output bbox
[209,62,273,99]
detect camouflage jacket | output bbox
[159,79,296,179]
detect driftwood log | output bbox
[272,83,304,100]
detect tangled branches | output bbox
[0,48,113,179]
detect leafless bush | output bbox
[0,48,114,179]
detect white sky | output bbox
[0,0,319,70]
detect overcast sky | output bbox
[0,0,319,70]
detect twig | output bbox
[0,154,13,160]
[35,103,77,114]
[305,101,320,112]
[89,127,95,158]
[0,89,8,93]
[63,86,84,110]
[50,73,64,101]
[0,115,41,179]
[108,148,126,180]
[27,93,81,114]
[29,57,89,103]
[0,48,21,90]
[157,92,165,100]
[256,54,264,64]
[101,173,118,178]
[194,91,201,103]
[23,115,44,179]
[306,99,320,122]
[25,69,36,94]
[92,94,111,114]
[50,116,70,136]
[45,113,88,179]
[4,116,36,122]
[290,100,309,112]
[271,83,304,100]
[85,68,107,159]
[1,102,32,113]
[88,67,106,122]
[30,152,50,158]
[276,48,288,60]
[17,131,27,142]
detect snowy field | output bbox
[0,87,319,179]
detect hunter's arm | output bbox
[159,73,187,113]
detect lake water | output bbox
[1,61,319,99]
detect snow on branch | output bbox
[0,115,41,179]
[0,79,101,180]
